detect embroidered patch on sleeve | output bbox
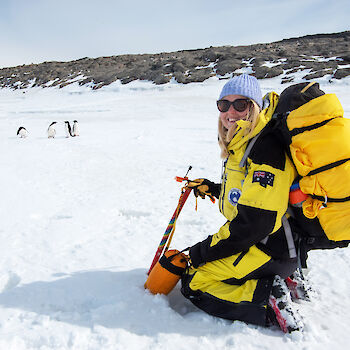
[252,171,275,188]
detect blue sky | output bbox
[0,0,349,68]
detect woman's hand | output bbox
[186,179,220,201]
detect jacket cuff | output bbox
[189,236,211,268]
[212,182,221,199]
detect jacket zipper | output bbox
[220,160,228,215]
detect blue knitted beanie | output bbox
[218,74,263,109]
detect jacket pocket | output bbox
[232,249,248,266]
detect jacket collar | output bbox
[227,92,279,151]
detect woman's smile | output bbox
[219,94,249,129]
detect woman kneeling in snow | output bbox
[181,74,300,330]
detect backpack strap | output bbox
[290,117,340,137]
[310,194,350,203]
[282,214,297,259]
[300,81,317,93]
[239,134,261,169]
[307,158,350,176]
[261,214,297,259]
[305,158,350,204]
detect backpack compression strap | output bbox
[307,158,350,177]
[290,117,340,137]
[306,158,350,203]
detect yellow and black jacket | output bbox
[189,92,298,268]
[181,93,299,326]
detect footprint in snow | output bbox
[119,209,151,218]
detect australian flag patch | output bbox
[252,171,275,188]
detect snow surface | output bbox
[1,74,350,349]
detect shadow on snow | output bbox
[0,268,234,336]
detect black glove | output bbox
[189,236,212,268]
[189,241,205,268]
[186,178,220,200]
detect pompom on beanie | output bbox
[218,74,263,109]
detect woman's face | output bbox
[219,94,250,129]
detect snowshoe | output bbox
[285,269,313,302]
[267,275,304,333]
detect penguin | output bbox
[64,121,73,137]
[47,122,57,138]
[72,120,79,136]
[17,126,28,138]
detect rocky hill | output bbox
[1,31,350,90]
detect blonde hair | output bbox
[218,100,261,159]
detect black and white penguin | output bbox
[47,122,57,138]
[17,126,28,138]
[72,120,79,136]
[64,121,73,137]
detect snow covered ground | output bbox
[1,73,350,349]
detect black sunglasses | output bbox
[216,98,251,113]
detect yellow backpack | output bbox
[271,82,350,243]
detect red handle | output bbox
[147,188,192,275]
